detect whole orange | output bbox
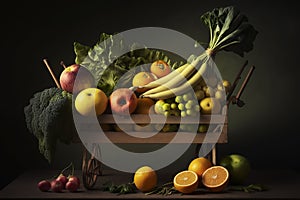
[133,166,157,192]
[188,157,213,177]
[150,60,171,78]
[132,72,157,93]
[134,98,155,114]
[132,71,156,89]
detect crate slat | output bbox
[92,114,227,124]
[74,124,227,144]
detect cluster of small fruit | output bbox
[38,174,80,193]
[154,98,180,117]
[175,92,200,117]
[37,163,80,193]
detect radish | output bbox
[56,174,68,188]
[37,180,51,192]
[68,175,80,187]
[51,179,63,192]
[66,180,79,192]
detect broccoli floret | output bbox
[24,87,77,163]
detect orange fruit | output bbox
[133,166,157,192]
[134,98,155,114]
[202,166,229,192]
[188,157,213,178]
[132,72,156,93]
[150,60,171,78]
[173,170,199,194]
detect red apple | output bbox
[59,64,95,94]
[109,88,138,115]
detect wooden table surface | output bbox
[1,168,299,199]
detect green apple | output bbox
[200,97,221,114]
[219,154,251,185]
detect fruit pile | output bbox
[37,163,81,193]
[131,154,252,195]
[132,157,230,195]
[64,58,231,134]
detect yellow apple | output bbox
[218,80,231,93]
[200,97,221,114]
[75,88,108,116]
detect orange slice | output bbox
[173,170,198,194]
[202,166,229,192]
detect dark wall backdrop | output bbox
[1,0,299,188]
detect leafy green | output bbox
[201,6,258,57]
[74,33,185,96]
[24,87,76,163]
[145,182,178,196]
[102,181,136,195]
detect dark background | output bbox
[1,0,299,189]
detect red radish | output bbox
[56,174,68,188]
[66,180,79,192]
[68,176,80,187]
[37,180,51,192]
[51,179,63,192]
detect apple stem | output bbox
[43,59,61,89]
[60,60,67,69]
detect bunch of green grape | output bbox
[154,98,180,117]
[175,92,200,117]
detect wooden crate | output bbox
[76,111,228,144]
[76,107,228,189]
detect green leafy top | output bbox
[201,6,258,57]
[74,33,185,96]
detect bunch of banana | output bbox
[139,51,213,100]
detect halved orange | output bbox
[202,166,229,192]
[173,170,198,194]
